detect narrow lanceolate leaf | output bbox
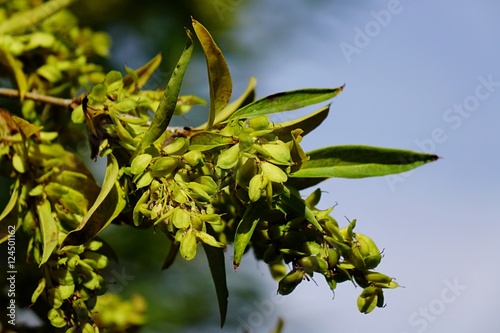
[138,29,193,153]
[0,47,28,100]
[61,154,126,247]
[0,179,20,244]
[0,0,77,35]
[192,18,232,129]
[227,86,344,121]
[36,198,58,266]
[233,202,264,269]
[196,76,256,129]
[289,145,439,190]
[123,53,163,92]
[203,240,229,327]
[271,105,330,142]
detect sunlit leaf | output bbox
[123,53,162,92]
[61,154,126,247]
[227,86,343,121]
[289,145,439,190]
[192,18,232,129]
[36,197,58,266]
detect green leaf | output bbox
[0,47,28,100]
[0,0,77,35]
[0,179,20,244]
[36,198,59,266]
[61,154,126,247]
[289,145,439,190]
[202,240,229,327]
[227,86,343,121]
[123,53,162,92]
[192,18,232,129]
[138,29,193,153]
[271,104,330,142]
[233,202,264,269]
[197,76,256,129]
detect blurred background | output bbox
[3,0,500,332]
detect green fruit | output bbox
[278,269,305,295]
[357,286,379,314]
[216,144,240,169]
[247,115,270,130]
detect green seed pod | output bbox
[235,156,257,187]
[280,230,306,251]
[50,269,75,285]
[259,141,292,165]
[31,277,46,304]
[81,322,96,333]
[357,286,380,314]
[327,248,340,269]
[364,271,399,289]
[82,271,105,291]
[81,252,109,270]
[263,246,282,264]
[355,233,382,269]
[180,228,197,260]
[216,144,240,169]
[47,308,67,328]
[151,157,178,178]
[135,170,154,189]
[268,261,287,281]
[260,161,287,183]
[195,230,225,248]
[247,115,271,130]
[163,137,189,155]
[238,131,254,152]
[130,154,152,175]
[193,175,218,196]
[172,208,191,229]
[248,173,268,202]
[182,150,203,166]
[278,269,305,295]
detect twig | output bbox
[0,88,74,108]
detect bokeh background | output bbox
[3,0,500,332]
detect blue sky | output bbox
[213,1,500,332]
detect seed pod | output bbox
[172,208,191,229]
[163,137,189,155]
[248,173,268,202]
[259,141,292,165]
[47,308,67,328]
[278,269,305,295]
[268,261,287,281]
[180,228,197,260]
[364,271,399,289]
[260,161,287,183]
[357,286,379,314]
[238,131,254,152]
[235,156,257,187]
[135,170,154,189]
[50,269,75,285]
[182,150,203,166]
[195,230,225,248]
[247,115,271,130]
[263,246,282,264]
[130,154,152,175]
[216,144,240,169]
[193,175,218,195]
[151,157,178,178]
[355,233,382,269]
[81,252,108,270]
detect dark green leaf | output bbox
[0,47,28,100]
[227,86,343,121]
[271,105,330,142]
[0,179,20,244]
[61,154,126,247]
[289,145,439,189]
[138,29,193,153]
[192,18,232,129]
[202,240,228,327]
